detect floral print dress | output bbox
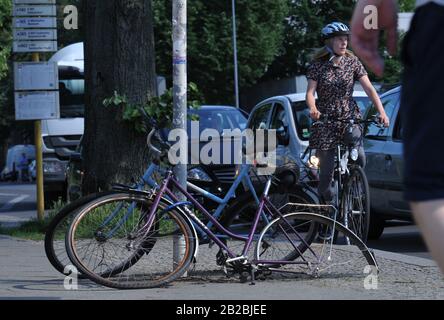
[306,55,368,150]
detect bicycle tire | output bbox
[341,165,371,243]
[255,212,378,278]
[44,191,117,276]
[66,192,196,289]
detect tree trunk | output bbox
[82,0,157,194]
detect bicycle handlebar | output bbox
[316,114,384,128]
[138,105,158,130]
[147,128,162,155]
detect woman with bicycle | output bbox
[305,22,390,206]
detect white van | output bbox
[42,43,85,204]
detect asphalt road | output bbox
[368,221,431,260]
[0,182,432,260]
[0,182,37,227]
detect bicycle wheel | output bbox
[66,193,196,289]
[221,189,318,260]
[255,212,378,279]
[222,189,316,235]
[44,191,117,276]
[341,165,370,243]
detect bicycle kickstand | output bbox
[250,266,256,286]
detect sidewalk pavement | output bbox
[0,234,443,300]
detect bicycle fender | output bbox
[158,197,200,260]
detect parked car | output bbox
[65,105,249,206]
[0,145,36,182]
[245,91,371,198]
[363,86,409,239]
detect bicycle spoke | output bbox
[255,213,377,280]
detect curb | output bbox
[371,248,437,268]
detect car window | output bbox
[291,101,313,141]
[269,103,288,146]
[355,96,371,116]
[290,96,368,141]
[364,93,399,139]
[270,103,287,129]
[249,103,272,130]
[59,79,85,118]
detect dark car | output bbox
[363,86,409,239]
[65,105,248,204]
[186,106,248,201]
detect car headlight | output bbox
[43,161,65,174]
[350,148,359,161]
[187,167,212,182]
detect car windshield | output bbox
[364,93,398,139]
[291,96,370,141]
[158,108,247,142]
[59,79,84,118]
[187,108,247,136]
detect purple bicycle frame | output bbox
[142,170,315,264]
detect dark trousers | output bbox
[317,125,365,203]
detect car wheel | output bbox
[368,212,385,240]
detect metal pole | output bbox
[32,52,45,221]
[231,0,240,109]
[172,0,187,272]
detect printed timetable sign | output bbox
[15,91,60,120]
[13,29,57,41]
[13,5,56,17]
[13,17,57,28]
[14,62,59,91]
[13,41,57,52]
[13,0,56,4]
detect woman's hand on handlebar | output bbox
[379,113,390,128]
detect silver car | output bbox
[247,91,371,201]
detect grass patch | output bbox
[0,197,185,241]
[0,198,67,241]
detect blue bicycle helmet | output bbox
[321,22,350,40]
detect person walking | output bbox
[305,22,390,207]
[18,153,29,183]
[351,0,444,273]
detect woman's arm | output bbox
[306,79,321,120]
[359,75,390,127]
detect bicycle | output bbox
[45,129,308,276]
[300,114,384,243]
[64,132,379,289]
